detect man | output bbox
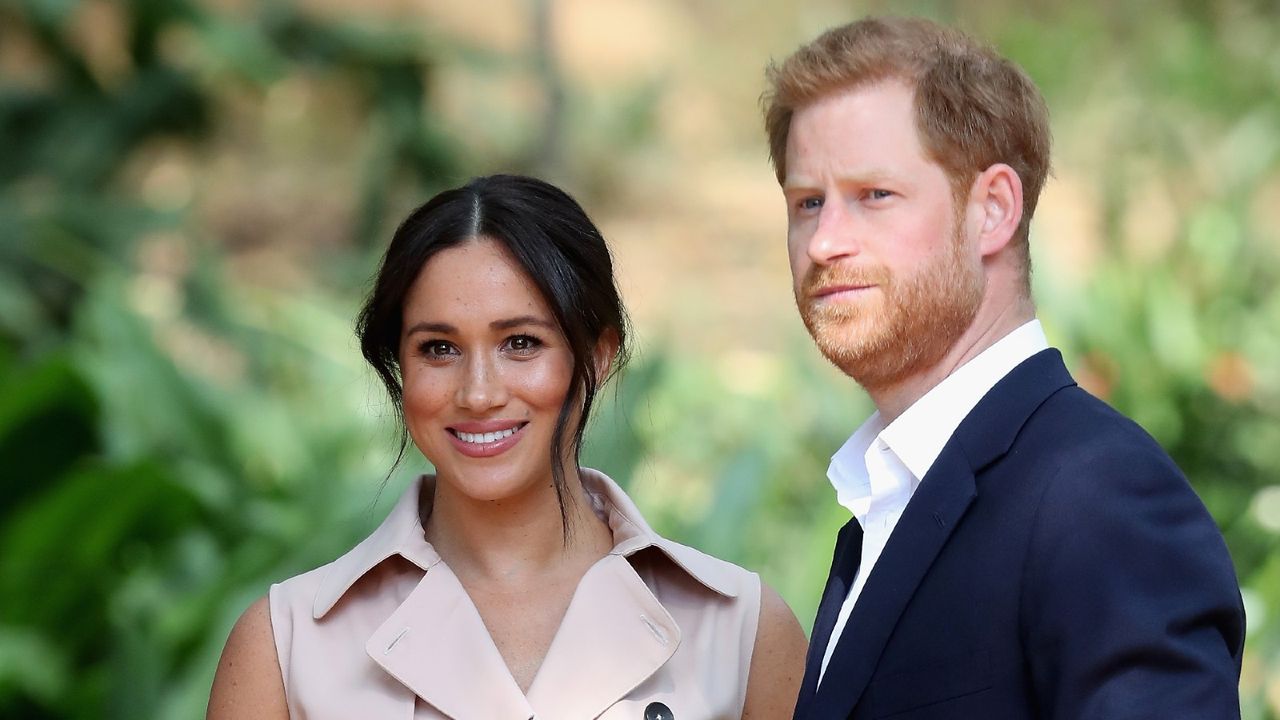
[762,16,1245,719]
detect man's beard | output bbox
[796,225,984,391]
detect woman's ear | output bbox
[592,329,620,381]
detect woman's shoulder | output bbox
[209,596,290,719]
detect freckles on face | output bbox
[396,238,575,499]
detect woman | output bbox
[208,175,807,719]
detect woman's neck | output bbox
[423,468,614,585]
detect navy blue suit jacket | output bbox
[794,349,1245,719]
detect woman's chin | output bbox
[436,469,550,506]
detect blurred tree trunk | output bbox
[530,0,566,181]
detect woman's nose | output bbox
[455,354,508,411]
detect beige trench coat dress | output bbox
[269,469,762,719]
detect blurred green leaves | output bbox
[0,0,458,716]
[1,0,1279,718]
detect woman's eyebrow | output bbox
[403,316,556,337]
[491,315,556,331]
[404,321,455,337]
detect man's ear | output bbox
[592,329,620,382]
[970,163,1024,257]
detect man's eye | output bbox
[798,197,823,211]
[867,189,893,200]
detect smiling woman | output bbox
[358,176,628,534]
[205,175,807,719]
[399,239,586,510]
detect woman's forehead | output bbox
[404,238,558,326]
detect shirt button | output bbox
[644,701,673,720]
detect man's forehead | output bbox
[783,84,930,188]
[791,78,917,124]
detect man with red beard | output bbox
[764,17,1244,720]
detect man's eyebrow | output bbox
[491,315,556,331]
[782,176,819,193]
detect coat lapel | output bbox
[366,562,534,720]
[526,554,680,719]
[366,541,688,720]
[809,349,1077,719]
[354,470,728,720]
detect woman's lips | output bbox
[446,421,529,458]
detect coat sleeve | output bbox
[1020,434,1245,719]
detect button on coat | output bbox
[644,701,673,720]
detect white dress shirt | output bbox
[817,319,1050,684]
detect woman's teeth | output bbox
[455,427,519,444]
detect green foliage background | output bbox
[1,1,1278,718]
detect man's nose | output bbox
[807,199,862,266]
[455,354,508,411]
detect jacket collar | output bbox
[950,347,1077,472]
[312,467,735,619]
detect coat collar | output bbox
[312,467,737,619]
[581,468,740,598]
[311,475,441,620]
[310,468,734,719]
[808,349,1077,719]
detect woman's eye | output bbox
[505,335,543,353]
[420,340,455,358]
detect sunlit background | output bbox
[2,0,1278,717]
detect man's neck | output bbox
[869,296,1036,423]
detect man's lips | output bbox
[809,283,877,301]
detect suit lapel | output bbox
[809,452,977,719]
[807,349,1076,719]
[794,519,862,718]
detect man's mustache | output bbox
[799,264,891,302]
